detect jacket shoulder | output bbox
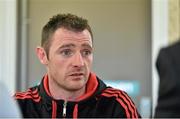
[14,86,41,103]
[100,87,140,118]
[159,41,180,58]
[101,87,134,104]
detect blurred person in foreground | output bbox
[14,13,141,118]
[0,81,21,118]
[155,40,180,118]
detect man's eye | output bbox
[82,50,92,57]
[60,49,73,57]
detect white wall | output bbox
[0,0,17,94]
[151,0,169,116]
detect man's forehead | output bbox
[55,28,92,39]
[51,28,93,49]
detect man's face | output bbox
[46,28,93,91]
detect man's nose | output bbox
[72,52,84,67]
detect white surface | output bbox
[0,0,17,94]
[151,0,169,116]
[0,82,21,118]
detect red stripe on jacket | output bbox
[103,88,138,118]
[101,92,131,118]
[101,88,139,118]
[52,100,57,118]
[106,88,138,118]
[14,89,41,102]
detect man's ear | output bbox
[36,47,48,65]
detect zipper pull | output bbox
[63,101,67,118]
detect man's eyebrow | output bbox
[59,43,76,49]
[81,43,93,49]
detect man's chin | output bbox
[67,82,86,91]
[66,86,84,92]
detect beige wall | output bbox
[168,0,180,44]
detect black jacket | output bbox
[155,41,180,118]
[15,73,140,118]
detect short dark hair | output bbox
[41,13,93,57]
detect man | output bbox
[14,13,140,118]
[154,40,180,118]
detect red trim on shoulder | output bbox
[104,88,138,118]
[101,92,130,118]
[76,72,98,101]
[15,92,40,99]
[15,95,41,102]
[14,88,41,102]
[109,88,139,118]
[15,89,39,97]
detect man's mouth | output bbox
[69,73,84,76]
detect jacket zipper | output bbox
[63,101,67,118]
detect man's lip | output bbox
[69,73,84,76]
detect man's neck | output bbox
[48,77,86,101]
[51,87,86,101]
